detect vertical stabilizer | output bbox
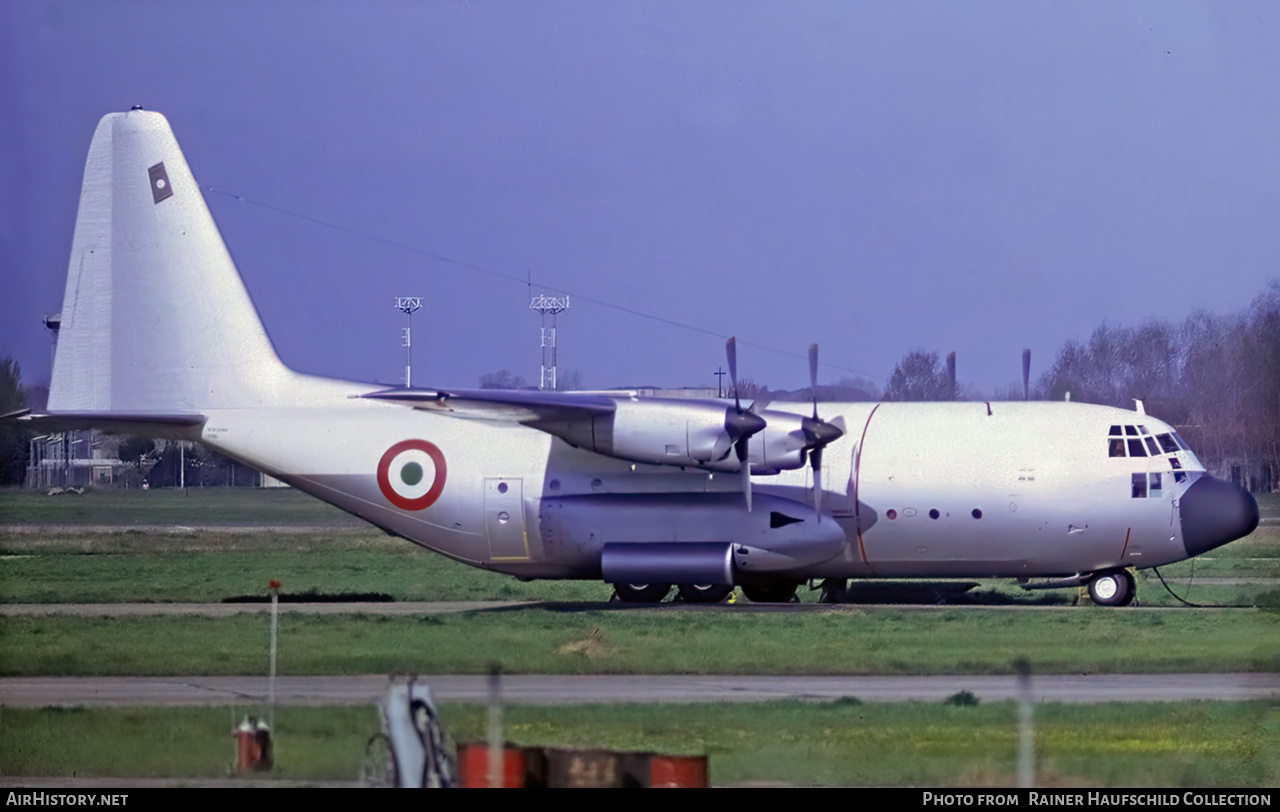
[48,110,295,412]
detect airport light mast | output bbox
[529,294,569,391]
[394,297,422,388]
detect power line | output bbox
[204,186,874,379]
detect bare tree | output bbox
[0,357,30,485]
[478,370,529,390]
[555,369,583,391]
[883,350,950,401]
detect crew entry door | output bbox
[485,478,529,561]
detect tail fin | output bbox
[48,110,293,413]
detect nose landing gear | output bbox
[1086,569,1136,607]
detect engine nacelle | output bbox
[536,398,736,467]
[536,399,820,474]
[702,409,811,473]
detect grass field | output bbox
[2,700,1275,787]
[0,487,362,526]
[2,487,1275,786]
[2,489,1277,608]
[3,606,1276,676]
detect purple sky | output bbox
[3,2,1278,397]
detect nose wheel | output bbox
[1086,569,1135,607]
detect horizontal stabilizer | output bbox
[8,410,206,437]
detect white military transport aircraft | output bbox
[12,110,1260,606]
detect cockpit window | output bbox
[1110,425,1185,460]
[1131,473,1147,498]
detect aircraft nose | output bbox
[1179,475,1259,557]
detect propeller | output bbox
[724,337,766,512]
[800,343,846,520]
[1022,349,1031,401]
[946,351,957,401]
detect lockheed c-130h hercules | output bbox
[13,110,1260,607]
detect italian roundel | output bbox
[377,440,447,511]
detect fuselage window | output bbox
[1148,472,1162,497]
[1127,438,1148,457]
[1131,473,1147,498]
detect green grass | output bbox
[2,701,1275,787]
[0,487,361,525]
[3,486,1276,607]
[0,531,611,604]
[3,607,1276,676]
[0,705,375,782]
[1,520,1275,607]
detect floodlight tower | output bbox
[394,297,422,387]
[529,294,569,391]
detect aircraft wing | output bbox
[357,387,618,424]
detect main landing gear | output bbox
[740,581,800,603]
[1086,569,1136,607]
[611,583,672,603]
[676,584,734,603]
[610,582,734,603]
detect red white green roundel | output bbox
[377,440,447,511]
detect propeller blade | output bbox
[811,446,823,520]
[1022,349,1031,401]
[803,343,844,520]
[748,385,773,414]
[726,337,740,411]
[946,351,957,401]
[808,343,820,419]
[724,337,762,512]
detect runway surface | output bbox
[3,673,1276,707]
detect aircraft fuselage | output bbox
[197,394,1248,586]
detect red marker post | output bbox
[268,579,280,730]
